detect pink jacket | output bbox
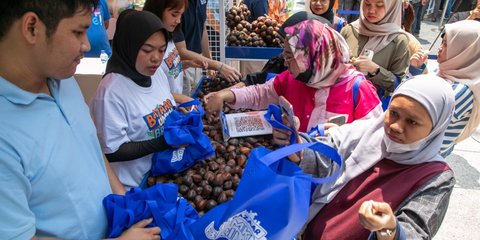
[230,70,382,132]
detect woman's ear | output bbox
[21,12,42,44]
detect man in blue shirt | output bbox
[85,0,112,57]
[0,0,159,239]
[244,0,269,21]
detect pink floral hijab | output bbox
[284,19,352,89]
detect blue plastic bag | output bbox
[103,183,199,239]
[151,99,214,176]
[264,104,296,145]
[379,75,399,111]
[189,142,343,240]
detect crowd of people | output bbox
[0,0,479,239]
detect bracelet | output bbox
[378,226,396,237]
[217,63,224,73]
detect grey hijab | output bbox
[307,75,455,222]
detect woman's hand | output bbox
[358,200,397,238]
[203,91,223,114]
[272,128,293,146]
[203,90,224,113]
[353,56,379,76]
[410,49,429,68]
[218,64,242,82]
[204,90,235,114]
[172,93,193,106]
[117,218,161,240]
[271,115,302,162]
[323,122,339,136]
[177,105,197,114]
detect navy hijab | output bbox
[105,9,170,87]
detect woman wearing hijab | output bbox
[305,0,347,31]
[341,0,410,108]
[274,76,455,239]
[205,20,382,132]
[409,20,480,157]
[90,10,183,189]
[209,11,332,88]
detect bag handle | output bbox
[260,142,343,184]
[264,104,296,145]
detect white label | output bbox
[204,210,268,240]
[171,148,185,163]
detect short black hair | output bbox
[0,0,98,41]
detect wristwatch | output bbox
[367,66,380,78]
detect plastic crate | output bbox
[191,77,210,98]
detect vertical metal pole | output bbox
[219,0,227,63]
[438,0,450,29]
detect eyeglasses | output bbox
[311,0,329,4]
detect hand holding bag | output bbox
[103,183,199,239]
[151,99,214,176]
[189,141,343,240]
[264,104,297,145]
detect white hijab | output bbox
[308,75,455,221]
[351,0,405,53]
[439,20,480,143]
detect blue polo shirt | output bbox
[175,0,208,54]
[0,77,112,239]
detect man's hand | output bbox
[116,218,161,240]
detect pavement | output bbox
[437,135,480,239]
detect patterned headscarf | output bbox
[351,0,404,53]
[284,20,351,89]
[439,20,480,143]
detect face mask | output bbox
[295,69,313,83]
[383,134,428,153]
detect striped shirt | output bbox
[441,82,474,157]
